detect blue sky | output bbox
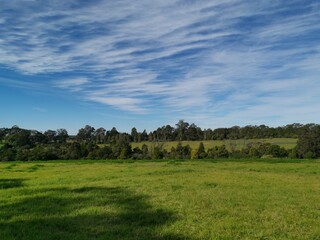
[0,0,319,134]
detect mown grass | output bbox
[130,138,297,151]
[0,159,319,240]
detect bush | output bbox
[288,148,298,159]
[207,145,229,158]
[304,151,316,159]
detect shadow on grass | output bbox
[0,179,24,189]
[0,186,190,240]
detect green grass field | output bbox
[131,138,297,150]
[1,159,319,239]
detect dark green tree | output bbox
[56,128,68,143]
[44,130,56,143]
[131,127,138,142]
[94,127,106,144]
[195,142,207,159]
[77,125,95,142]
[175,120,189,141]
[141,144,149,158]
[297,124,320,158]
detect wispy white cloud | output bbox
[0,76,44,90]
[32,107,47,113]
[0,0,319,124]
[55,77,89,92]
[87,95,146,113]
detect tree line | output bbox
[74,121,311,143]
[0,122,319,161]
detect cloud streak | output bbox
[55,77,89,92]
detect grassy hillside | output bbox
[131,138,297,150]
[0,159,319,239]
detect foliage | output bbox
[296,124,320,158]
[0,123,319,161]
[194,142,207,159]
[207,145,229,158]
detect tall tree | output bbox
[131,127,138,142]
[297,124,320,158]
[56,128,68,143]
[95,127,106,144]
[77,125,95,142]
[195,142,207,159]
[44,130,56,143]
[175,120,189,141]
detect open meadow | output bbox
[130,138,297,151]
[0,159,319,240]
